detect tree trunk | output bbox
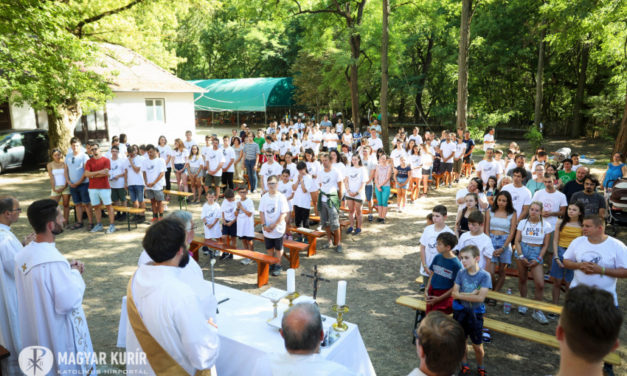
[398,91,406,123]
[47,104,81,153]
[380,0,390,153]
[414,35,434,126]
[572,42,590,137]
[534,28,546,127]
[613,86,627,155]
[456,0,473,131]
[349,33,361,134]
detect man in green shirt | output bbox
[558,158,576,188]
[254,129,266,151]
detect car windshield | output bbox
[0,132,12,145]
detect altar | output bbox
[117,283,376,376]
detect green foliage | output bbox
[524,125,544,151]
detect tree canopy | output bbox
[1,0,625,148]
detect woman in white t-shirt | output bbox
[419,143,433,198]
[344,155,368,235]
[157,135,173,191]
[341,127,353,150]
[514,201,553,323]
[172,138,189,193]
[408,144,422,203]
[187,145,204,203]
[278,133,289,159]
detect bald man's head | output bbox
[280,303,323,353]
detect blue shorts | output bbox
[549,246,574,282]
[365,185,373,201]
[128,185,145,203]
[70,183,90,204]
[396,176,408,190]
[490,233,512,265]
[453,309,484,345]
[520,242,542,263]
[88,188,112,206]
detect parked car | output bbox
[0,129,49,174]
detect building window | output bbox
[145,99,165,122]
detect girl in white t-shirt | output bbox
[419,144,433,198]
[172,138,189,193]
[344,155,368,235]
[187,145,204,203]
[514,201,553,322]
[278,170,295,238]
[157,135,173,191]
[408,144,422,203]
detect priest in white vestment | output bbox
[14,199,96,376]
[252,303,356,376]
[126,217,219,375]
[406,311,466,376]
[0,196,33,375]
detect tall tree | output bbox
[456,0,475,131]
[614,87,627,155]
[380,0,390,152]
[291,0,368,129]
[571,41,590,137]
[534,26,546,127]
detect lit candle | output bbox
[287,268,296,293]
[337,280,347,306]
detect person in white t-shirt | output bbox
[368,130,383,152]
[187,145,205,203]
[454,211,494,270]
[419,205,455,284]
[201,190,221,256]
[453,135,466,184]
[531,173,567,257]
[172,138,189,193]
[344,155,369,235]
[439,133,456,187]
[220,189,238,258]
[278,170,295,238]
[259,152,283,195]
[514,201,553,324]
[258,175,289,276]
[318,153,343,253]
[323,127,339,151]
[476,148,502,183]
[501,167,532,221]
[205,137,225,199]
[221,136,236,190]
[108,146,128,217]
[183,130,195,151]
[563,215,627,306]
[390,139,408,167]
[235,186,256,264]
[157,135,173,191]
[291,162,317,240]
[126,145,146,221]
[482,128,495,151]
[408,127,423,146]
[142,145,167,221]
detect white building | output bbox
[0,43,204,145]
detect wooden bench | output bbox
[308,215,350,229]
[69,203,145,231]
[252,233,308,269]
[191,237,279,287]
[395,295,622,366]
[288,226,326,256]
[163,189,193,210]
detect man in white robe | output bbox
[126,217,219,375]
[0,196,34,375]
[252,303,356,376]
[14,199,96,376]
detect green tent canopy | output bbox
[189,77,295,112]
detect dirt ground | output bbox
[1,137,625,376]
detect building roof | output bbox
[92,43,204,93]
[189,77,294,112]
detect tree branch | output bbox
[73,0,147,38]
[291,0,338,16]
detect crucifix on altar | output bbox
[303,265,329,301]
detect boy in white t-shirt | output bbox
[278,169,295,239]
[201,190,222,256]
[454,211,494,271]
[220,189,238,258]
[419,205,455,289]
[258,175,290,276]
[476,148,503,183]
[235,186,256,264]
[291,162,317,242]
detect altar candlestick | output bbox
[337,280,347,306]
[287,269,296,293]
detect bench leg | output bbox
[257,262,269,287]
[289,249,299,269]
[412,308,425,345]
[308,237,317,257]
[189,242,201,262]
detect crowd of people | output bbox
[1,116,626,376]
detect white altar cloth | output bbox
[117,283,375,376]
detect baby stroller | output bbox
[606,178,627,235]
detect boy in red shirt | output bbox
[85,143,116,234]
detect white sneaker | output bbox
[518,306,527,315]
[532,310,549,325]
[240,258,252,265]
[105,224,116,234]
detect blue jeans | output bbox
[244,159,257,191]
[490,233,512,265]
[550,246,574,282]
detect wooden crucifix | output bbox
[303,265,329,301]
